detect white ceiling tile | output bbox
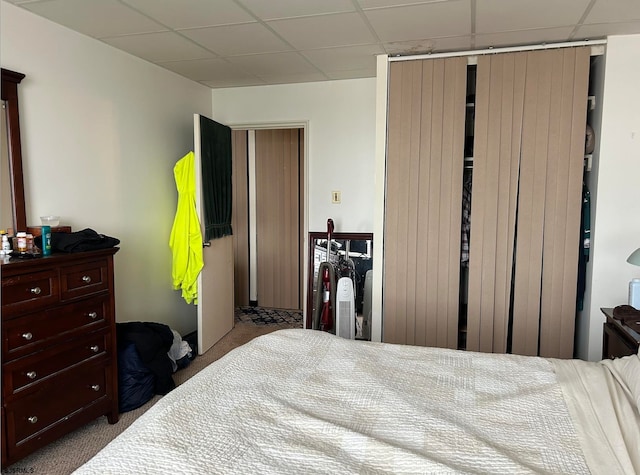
[575,21,640,39]
[181,23,293,56]
[159,58,254,81]
[358,0,450,9]
[201,77,267,88]
[302,44,384,72]
[239,0,355,20]
[225,52,320,76]
[384,35,472,55]
[267,12,377,49]
[585,0,640,24]
[326,68,377,80]
[22,0,167,38]
[102,32,215,62]
[257,72,329,85]
[364,1,471,42]
[122,0,255,29]
[476,0,590,33]
[475,27,575,49]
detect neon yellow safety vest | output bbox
[169,151,203,304]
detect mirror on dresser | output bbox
[306,232,373,340]
[1,68,27,233]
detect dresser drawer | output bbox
[6,364,109,447]
[1,270,59,318]
[2,295,111,359]
[60,258,109,301]
[3,332,112,397]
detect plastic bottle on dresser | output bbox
[16,232,27,253]
[629,278,640,309]
[1,233,10,253]
[41,225,52,256]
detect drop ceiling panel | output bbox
[8,0,640,88]
[159,57,255,82]
[364,1,471,42]
[384,35,472,55]
[357,0,445,8]
[476,0,591,33]
[256,72,329,85]
[476,27,576,49]
[239,0,356,20]
[576,21,640,38]
[181,23,293,56]
[327,68,378,80]
[585,0,640,24]
[267,12,377,49]
[22,0,167,38]
[302,44,384,72]
[103,32,215,62]
[122,0,255,29]
[225,52,321,76]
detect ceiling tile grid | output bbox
[5,0,640,88]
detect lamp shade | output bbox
[627,248,640,266]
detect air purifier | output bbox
[335,277,355,339]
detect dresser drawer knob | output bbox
[27,416,38,424]
[26,371,37,380]
[22,332,33,340]
[87,312,98,319]
[91,384,100,392]
[30,286,41,295]
[90,345,100,353]
[82,275,92,283]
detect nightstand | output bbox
[601,307,640,359]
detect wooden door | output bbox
[254,129,302,310]
[194,114,235,355]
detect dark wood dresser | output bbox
[601,307,640,359]
[1,248,119,466]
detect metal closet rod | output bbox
[387,39,607,64]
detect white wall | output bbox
[1,2,213,336]
[210,79,377,234]
[581,34,640,361]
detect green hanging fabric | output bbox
[199,116,233,241]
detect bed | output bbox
[74,329,640,474]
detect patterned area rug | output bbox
[235,306,303,326]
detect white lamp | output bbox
[628,248,640,266]
[627,249,640,309]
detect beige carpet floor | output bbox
[2,321,299,475]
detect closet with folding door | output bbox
[383,46,592,358]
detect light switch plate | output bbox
[332,191,341,204]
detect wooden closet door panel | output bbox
[467,53,526,353]
[538,47,590,358]
[255,129,300,310]
[511,47,590,358]
[384,57,466,348]
[231,130,249,306]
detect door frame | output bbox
[228,120,309,321]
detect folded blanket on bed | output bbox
[74,330,640,475]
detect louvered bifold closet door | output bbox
[469,47,590,357]
[511,47,590,358]
[384,57,467,347]
[466,53,526,353]
[255,129,301,310]
[231,130,249,306]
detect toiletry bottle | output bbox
[1,234,10,253]
[629,278,640,309]
[41,225,52,256]
[16,232,27,253]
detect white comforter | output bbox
[75,329,640,474]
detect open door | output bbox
[194,114,235,355]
